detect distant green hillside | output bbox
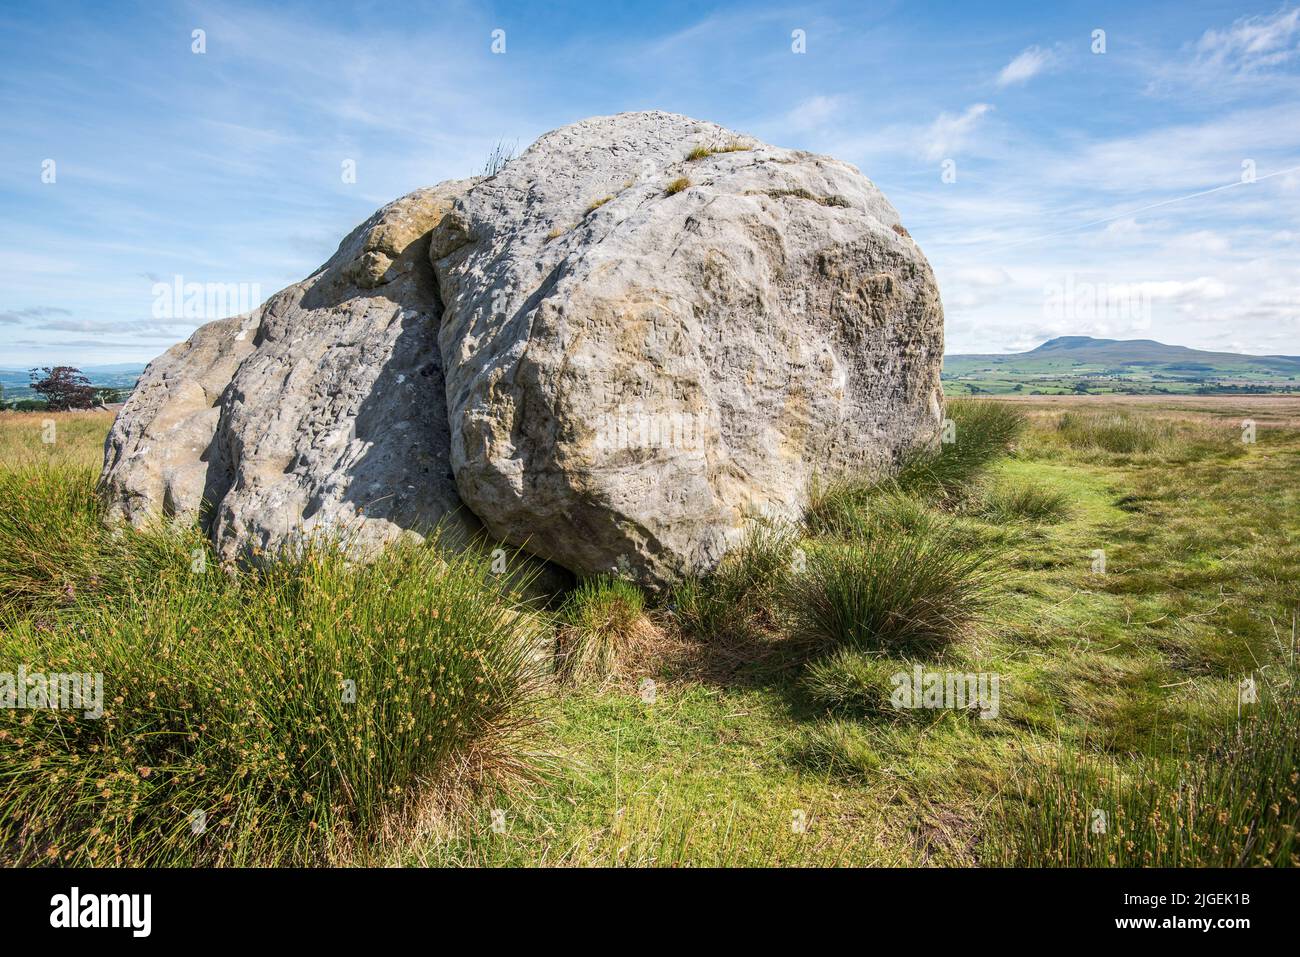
[944,337,1300,396]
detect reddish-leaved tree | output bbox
[29,366,97,411]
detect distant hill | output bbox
[944,337,1300,396]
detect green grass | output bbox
[806,400,1025,529]
[986,671,1300,866]
[3,399,1298,868]
[0,414,551,865]
[784,509,1004,657]
[670,519,797,643]
[895,399,1027,498]
[556,576,651,683]
[0,536,549,866]
[803,649,924,720]
[975,481,1073,525]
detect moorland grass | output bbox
[806,400,1026,532]
[802,649,924,719]
[3,399,1298,869]
[975,481,1073,525]
[0,537,549,866]
[784,508,1004,657]
[895,399,1026,498]
[986,671,1300,866]
[0,413,551,865]
[671,519,798,643]
[556,576,653,683]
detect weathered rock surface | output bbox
[102,181,481,558]
[431,111,943,583]
[102,111,944,586]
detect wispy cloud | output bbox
[1196,6,1300,72]
[922,104,993,161]
[0,306,72,324]
[996,46,1053,87]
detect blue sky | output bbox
[2,0,1299,367]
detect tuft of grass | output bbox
[0,534,550,866]
[894,400,1026,499]
[671,520,798,643]
[976,481,1073,525]
[686,140,751,162]
[664,176,691,196]
[555,576,653,683]
[0,465,202,619]
[480,139,516,178]
[805,401,1025,529]
[1056,411,1173,454]
[583,196,613,216]
[797,720,885,777]
[803,649,923,719]
[783,508,1003,657]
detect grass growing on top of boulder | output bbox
[685,141,751,161]
[664,176,691,196]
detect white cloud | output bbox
[1165,229,1231,254]
[922,103,993,161]
[1197,6,1300,72]
[996,46,1053,87]
[785,95,844,131]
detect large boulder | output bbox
[430,111,944,584]
[102,111,944,586]
[102,181,481,558]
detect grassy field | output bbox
[2,398,1298,867]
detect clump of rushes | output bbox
[671,519,798,642]
[783,508,1002,656]
[0,536,549,866]
[804,400,1025,528]
[802,649,923,720]
[805,479,935,539]
[0,465,203,619]
[1055,411,1173,454]
[893,399,1026,500]
[555,576,655,683]
[584,196,613,215]
[664,176,691,196]
[976,481,1072,525]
